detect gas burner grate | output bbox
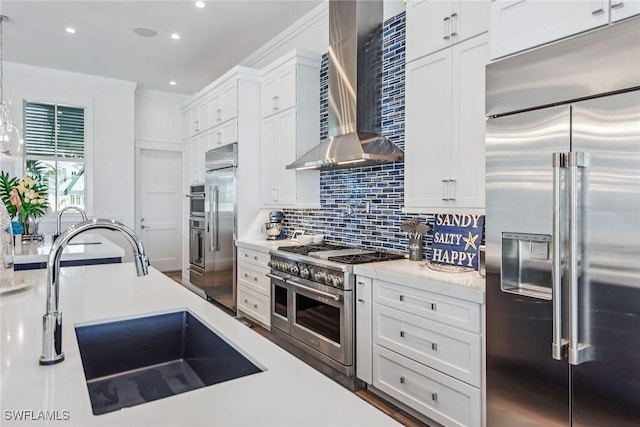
[277,243,351,256]
[327,251,405,265]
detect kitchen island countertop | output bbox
[0,264,400,426]
[13,232,125,269]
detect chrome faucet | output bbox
[39,219,150,365]
[54,206,88,241]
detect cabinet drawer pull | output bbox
[611,1,624,9]
[358,298,365,303]
[400,330,438,351]
[592,7,604,14]
[443,16,450,40]
[450,13,458,37]
[217,108,222,121]
[244,298,249,304]
[253,304,258,309]
[244,253,248,257]
[400,376,438,402]
[399,294,437,311]
[254,256,258,261]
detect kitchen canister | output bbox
[408,237,423,261]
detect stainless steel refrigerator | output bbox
[202,143,237,312]
[485,18,640,426]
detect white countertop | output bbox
[13,232,125,265]
[0,264,399,427]
[354,259,485,304]
[235,238,302,253]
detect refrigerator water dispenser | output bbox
[501,232,552,300]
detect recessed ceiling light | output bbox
[195,1,205,8]
[169,81,177,86]
[65,27,76,34]
[133,27,158,38]
[171,33,180,40]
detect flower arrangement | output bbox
[0,171,49,234]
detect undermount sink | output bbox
[75,310,263,415]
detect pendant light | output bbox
[0,15,23,157]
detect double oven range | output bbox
[267,243,403,379]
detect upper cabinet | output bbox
[490,0,640,60]
[405,0,489,62]
[259,50,321,208]
[182,67,261,183]
[404,33,488,215]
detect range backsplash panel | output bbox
[282,12,435,258]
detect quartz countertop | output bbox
[354,259,485,304]
[13,232,125,265]
[0,264,399,427]
[235,238,302,253]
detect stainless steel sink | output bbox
[75,310,263,415]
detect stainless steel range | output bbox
[267,243,403,379]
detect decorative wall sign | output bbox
[430,214,485,270]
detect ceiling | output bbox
[1,0,324,95]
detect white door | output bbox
[139,148,182,272]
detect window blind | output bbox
[24,102,84,158]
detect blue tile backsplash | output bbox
[281,12,435,259]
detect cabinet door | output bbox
[404,49,453,210]
[356,276,373,384]
[406,0,454,62]
[611,0,640,22]
[490,0,609,59]
[454,1,489,43]
[262,67,296,118]
[261,115,281,203]
[261,110,297,206]
[220,83,237,123]
[209,119,238,149]
[450,34,488,211]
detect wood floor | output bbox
[162,271,430,427]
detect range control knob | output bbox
[326,274,339,287]
[300,266,310,279]
[330,275,343,288]
[289,264,300,276]
[267,260,274,269]
[314,271,327,283]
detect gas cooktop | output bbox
[277,243,404,265]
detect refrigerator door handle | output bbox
[210,186,220,252]
[552,153,568,360]
[568,152,592,365]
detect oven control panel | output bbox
[268,256,347,290]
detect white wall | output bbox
[1,62,137,234]
[134,89,186,144]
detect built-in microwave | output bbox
[187,184,205,217]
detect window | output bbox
[24,102,85,212]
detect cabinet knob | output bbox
[253,304,258,309]
[358,298,365,303]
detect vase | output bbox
[20,214,39,236]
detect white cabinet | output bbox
[207,82,238,126]
[358,276,484,427]
[261,66,296,118]
[356,276,373,384]
[404,33,488,214]
[260,50,321,208]
[406,0,488,62]
[489,0,640,60]
[183,102,207,139]
[237,244,272,328]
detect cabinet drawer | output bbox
[373,345,480,427]
[237,247,269,268]
[373,304,481,387]
[237,262,270,295]
[237,285,270,327]
[373,279,481,333]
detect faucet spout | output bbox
[55,206,88,240]
[39,218,150,365]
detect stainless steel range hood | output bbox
[286,0,404,171]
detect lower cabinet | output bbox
[236,244,271,328]
[356,275,484,427]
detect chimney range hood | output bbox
[286,0,404,171]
